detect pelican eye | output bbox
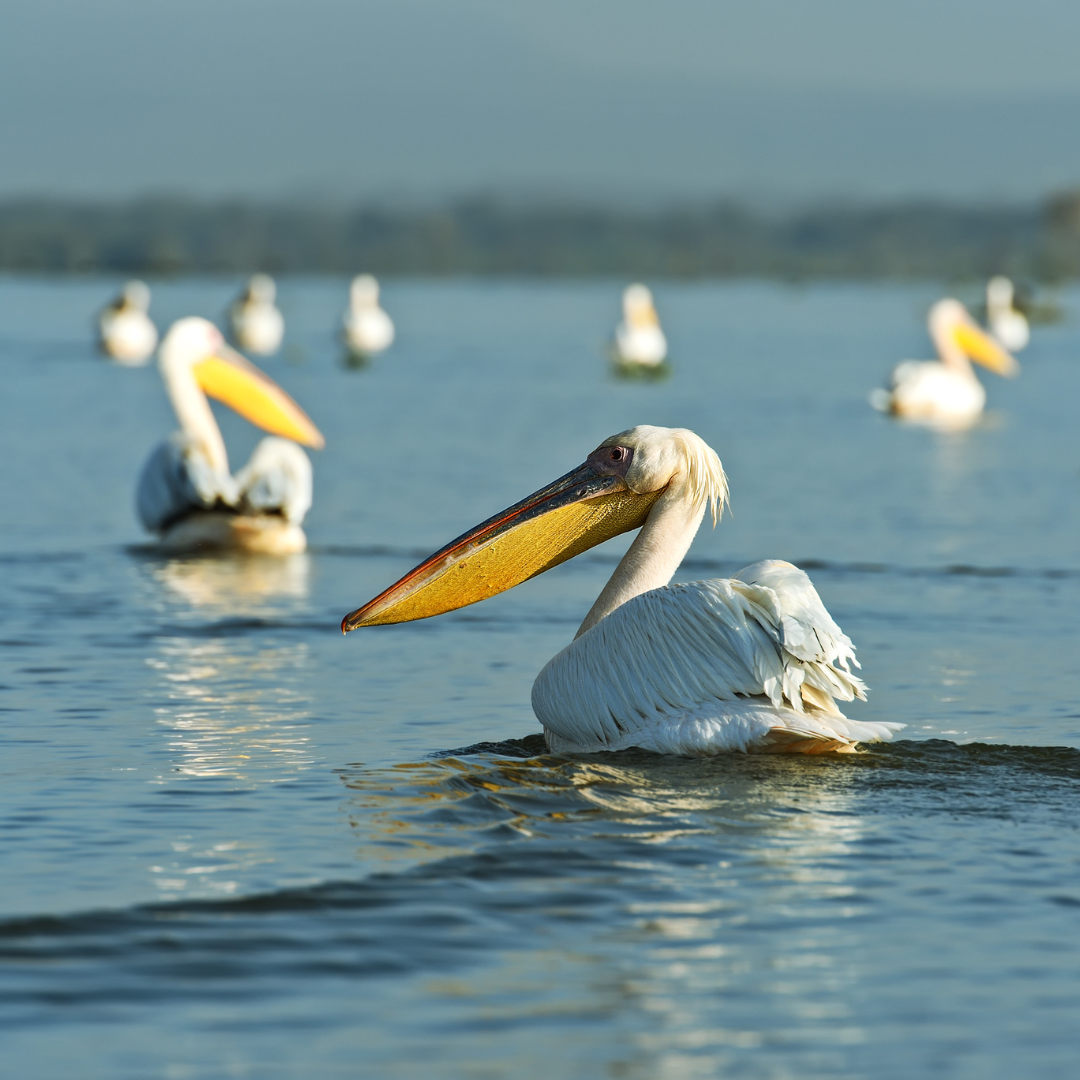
[589,443,633,475]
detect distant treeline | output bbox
[3,193,1080,280]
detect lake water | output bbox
[1,277,1079,1078]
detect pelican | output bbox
[229,274,285,355]
[98,280,158,365]
[612,284,668,371]
[343,426,902,755]
[870,298,1019,430]
[342,275,395,362]
[136,317,324,554]
[986,276,1030,352]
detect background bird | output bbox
[98,280,158,365]
[342,274,395,363]
[136,317,324,554]
[986,275,1030,352]
[229,273,285,356]
[870,298,1019,429]
[612,284,668,371]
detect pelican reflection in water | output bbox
[145,553,315,893]
[152,553,311,610]
[339,742,870,940]
[136,318,324,554]
[337,742,872,1070]
[343,426,901,755]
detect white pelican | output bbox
[342,426,902,755]
[342,274,395,362]
[98,280,158,365]
[136,317,324,554]
[986,276,1030,352]
[870,298,1019,430]
[229,274,285,356]
[612,284,668,371]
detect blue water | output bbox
[1,278,1079,1078]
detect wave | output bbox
[139,616,330,639]
[0,839,646,1023]
[1,734,1078,1024]
[5,737,1075,946]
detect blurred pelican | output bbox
[229,274,285,355]
[612,284,668,372]
[343,426,901,755]
[98,280,158,365]
[342,274,395,363]
[871,298,1019,430]
[136,317,324,554]
[986,276,1030,352]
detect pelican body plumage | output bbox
[343,426,902,755]
[136,317,324,554]
[871,298,1019,430]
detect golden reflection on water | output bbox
[144,554,315,896]
[147,637,314,781]
[146,834,273,899]
[340,748,869,1067]
[339,748,866,862]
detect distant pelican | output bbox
[612,284,668,372]
[342,275,395,363]
[986,276,1030,352]
[137,317,324,554]
[871,298,1019,430]
[343,426,901,755]
[229,274,285,355]
[98,280,158,365]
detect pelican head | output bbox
[159,317,324,449]
[928,298,1019,377]
[623,284,659,328]
[986,275,1015,313]
[246,274,277,305]
[343,426,727,631]
[350,274,380,307]
[120,280,151,311]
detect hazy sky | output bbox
[4,0,1080,204]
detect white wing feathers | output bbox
[732,559,865,716]
[135,433,239,533]
[532,559,881,752]
[234,437,313,525]
[136,435,313,534]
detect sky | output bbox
[3,0,1080,205]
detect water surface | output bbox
[1,278,1078,1077]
